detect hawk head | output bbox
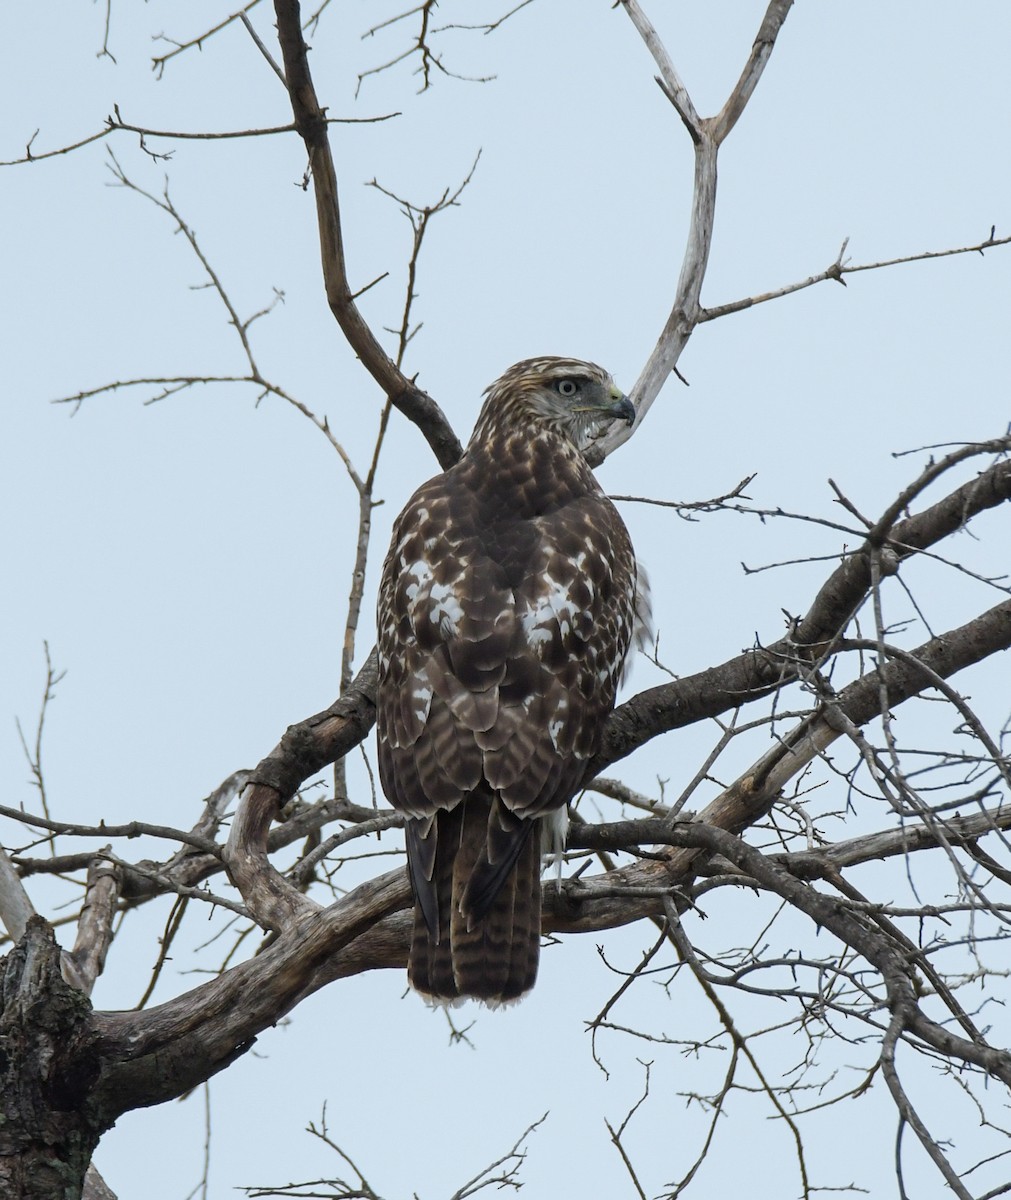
[475,357,635,448]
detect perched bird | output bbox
[377,357,644,1005]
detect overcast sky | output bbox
[3,3,1011,1197]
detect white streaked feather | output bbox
[427,580,465,636]
[401,558,433,604]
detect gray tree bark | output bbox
[0,919,102,1200]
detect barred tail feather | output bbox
[407,798,542,1005]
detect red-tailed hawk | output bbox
[377,357,642,1004]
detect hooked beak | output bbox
[573,388,636,428]
[607,394,636,426]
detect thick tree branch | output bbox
[224,652,378,929]
[91,870,408,1116]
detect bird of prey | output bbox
[377,357,643,1005]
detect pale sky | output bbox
[3,3,1011,1197]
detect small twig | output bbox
[336,153,482,686]
[604,1061,651,1200]
[240,12,287,84]
[435,0,535,36]
[100,853,250,920]
[151,2,263,78]
[610,474,756,519]
[0,803,220,853]
[663,896,812,1198]
[356,0,495,96]
[700,230,1011,323]
[0,111,400,168]
[136,896,189,1009]
[14,641,64,854]
[289,813,402,887]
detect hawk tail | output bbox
[407,798,542,1006]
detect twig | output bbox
[151,3,263,78]
[619,1,701,140]
[435,1,536,36]
[240,12,287,84]
[335,153,482,686]
[356,1,495,96]
[604,1061,651,1200]
[701,230,1011,323]
[101,853,250,920]
[664,897,812,1197]
[0,111,399,168]
[136,896,189,1009]
[0,804,220,853]
[14,641,64,853]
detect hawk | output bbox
[377,357,643,1005]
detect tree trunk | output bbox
[0,917,102,1200]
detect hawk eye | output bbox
[555,379,579,397]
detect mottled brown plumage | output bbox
[377,358,644,1004]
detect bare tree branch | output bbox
[592,0,796,464]
[701,229,1011,322]
[64,854,122,996]
[0,847,37,944]
[710,0,795,144]
[599,450,1011,770]
[272,0,463,469]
